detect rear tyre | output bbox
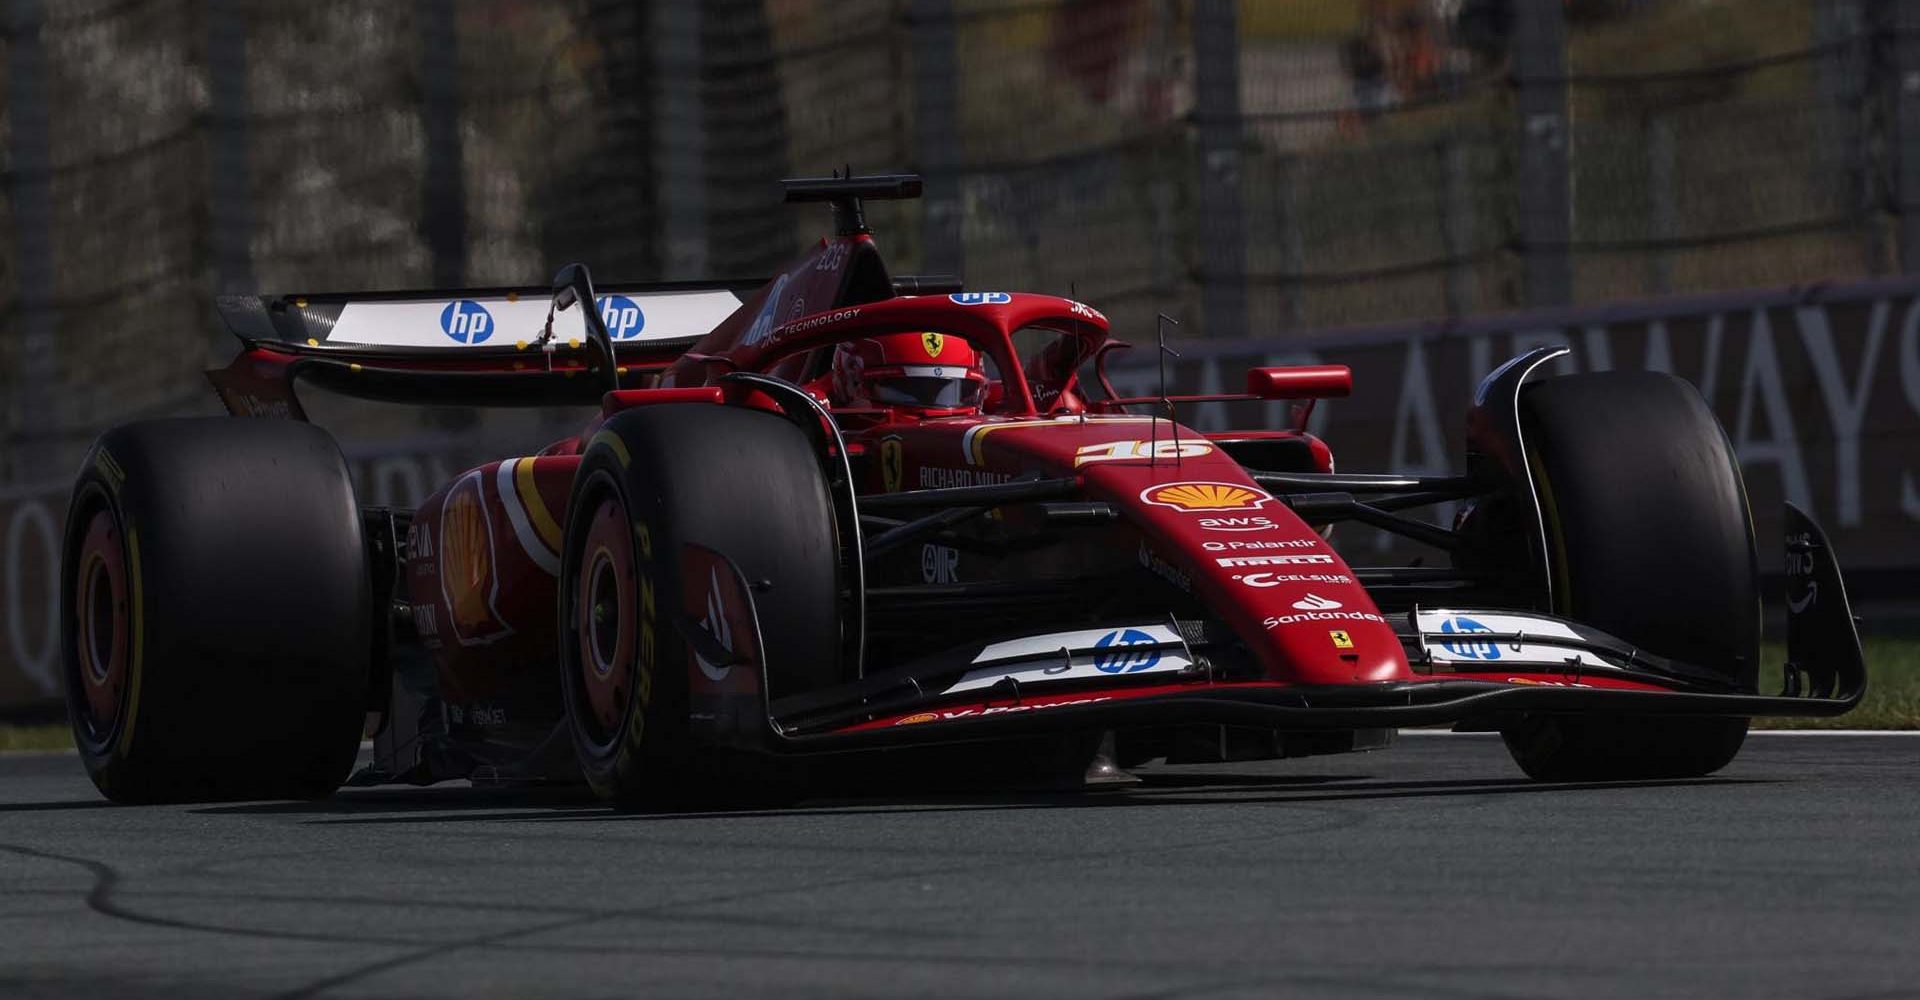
[558,404,841,807]
[61,418,371,803]
[1501,371,1755,781]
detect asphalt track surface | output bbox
[1,733,1916,1000]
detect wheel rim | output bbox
[573,492,637,744]
[72,508,129,742]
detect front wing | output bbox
[687,503,1864,754]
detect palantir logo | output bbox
[439,300,494,345]
[1092,628,1160,674]
[596,295,646,340]
[1437,616,1499,660]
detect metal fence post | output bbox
[1193,0,1247,339]
[653,0,707,279]
[652,3,706,278]
[1147,0,1179,298]
[206,0,252,296]
[1440,138,1476,317]
[1885,0,1920,272]
[7,0,53,484]
[1646,115,1675,295]
[1512,0,1571,307]
[1272,154,1303,330]
[911,0,963,279]
[419,0,465,288]
[1820,0,1879,271]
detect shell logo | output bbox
[439,472,513,645]
[443,490,492,628]
[1140,481,1273,512]
[894,712,941,726]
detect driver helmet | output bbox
[831,332,986,413]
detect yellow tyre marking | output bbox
[119,523,144,758]
[590,430,632,469]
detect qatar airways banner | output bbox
[3,278,1918,710]
[1108,278,1920,583]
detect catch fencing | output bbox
[4,274,1914,710]
[5,0,1919,709]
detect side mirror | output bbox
[1246,365,1351,400]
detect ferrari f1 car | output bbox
[60,174,1865,804]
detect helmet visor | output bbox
[870,376,982,410]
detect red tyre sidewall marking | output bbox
[73,509,128,738]
[577,495,636,739]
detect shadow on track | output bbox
[0,799,121,814]
[190,771,1772,826]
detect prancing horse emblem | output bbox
[880,437,904,493]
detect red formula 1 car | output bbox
[60,175,1865,805]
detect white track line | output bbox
[1396,728,1917,737]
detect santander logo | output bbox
[1291,593,1342,611]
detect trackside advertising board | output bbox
[3,278,1918,710]
[1105,278,1920,586]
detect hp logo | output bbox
[1436,616,1500,660]
[948,292,1012,306]
[595,295,646,340]
[1092,629,1161,674]
[439,300,495,345]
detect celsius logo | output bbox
[440,300,494,344]
[1092,628,1160,674]
[1437,616,1499,660]
[949,291,1012,305]
[595,295,646,340]
[1292,593,1342,611]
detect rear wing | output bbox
[208,172,951,418]
[215,278,757,352]
[207,277,762,416]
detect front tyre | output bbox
[557,403,841,807]
[1502,371,1755,781]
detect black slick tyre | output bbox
[557,403,841,807]
[61,418,372,803]
[1502,371,1755,781]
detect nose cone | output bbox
[944,414,1410,685]
[1085,463,1409,685]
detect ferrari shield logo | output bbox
[880,437,904,493]
[921,331,944,358]
[1329,630,1354,649]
